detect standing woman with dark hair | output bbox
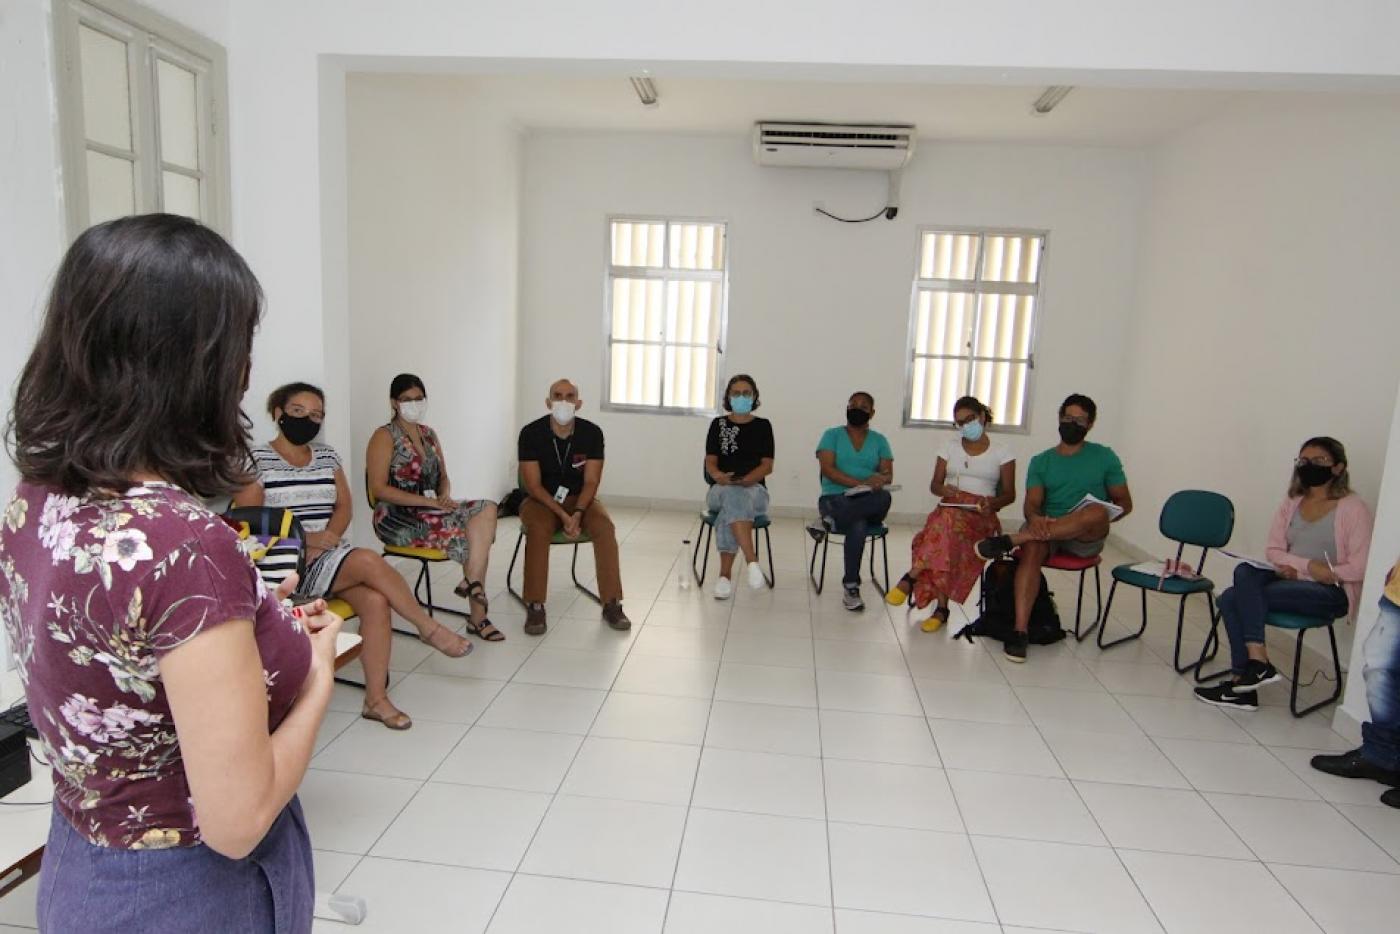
[703,374,775,598]
[887,396,1016,632]
[366,374,502,640]
[1196,437,1373,711]
[0,215,340,932]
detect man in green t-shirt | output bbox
[975,394,1133,663]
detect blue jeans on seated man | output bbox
[818,489,892,587]
[1361,598,1400,771]
[706,483,770,555]
[1218,563,1349,674]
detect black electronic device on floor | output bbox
[0,719,31,800]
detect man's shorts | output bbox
[1019,521,1106,559]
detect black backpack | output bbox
[955,558,1066,646]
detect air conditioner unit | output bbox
[753,122,916,170]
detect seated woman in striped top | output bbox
[234,382,472,731]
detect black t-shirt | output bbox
[518,416,605,496]
[704,415,775,485]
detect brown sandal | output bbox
[420,622,473,658]
[362,699,412,731]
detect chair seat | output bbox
[700,511,772,529]
[1111,564,1215,594]
[384,544,449,561]
[1043,552,1102,572]
[1266,610,1343,630]
[824,523,888,539]
[550,531,593,545]
[324,597,356,620]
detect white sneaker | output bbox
[746,562,766,590]
[713,577,733,600]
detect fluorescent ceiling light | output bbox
[629,76,659,108]
[1032,85,1073,115]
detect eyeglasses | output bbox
[285,404,324,423]
[1295,457,1335,468]
[729,390,754,398]
[1059,415,1090,428]
[953,415,980,427]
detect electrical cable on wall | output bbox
[813,169,902,223]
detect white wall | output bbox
[518,131,1146,515]
[1115,97,1400,568]
[342,74,520,540]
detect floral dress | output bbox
[371,422,488,563]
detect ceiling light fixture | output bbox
[1031,85,1074,115]
[629,76,659,108]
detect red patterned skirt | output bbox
[908,490,1002,608]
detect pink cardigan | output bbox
[1264,494,1374,619]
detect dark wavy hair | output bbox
[1289,436,1352,499]
[7,214,262,497]
[266,382,325,419]
[389,373,426,400]
[721,373,760,412]
[1059,393,1098,423]
[952,395,993,425]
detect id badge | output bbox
[553,485,569,504]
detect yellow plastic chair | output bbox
[365,473,468,621]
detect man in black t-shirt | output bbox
[517,378,627,634]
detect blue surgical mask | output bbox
[730,395,754,414]
[959,420,984,442]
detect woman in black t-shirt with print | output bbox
[704,374,776,598]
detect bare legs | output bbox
[458,502,498,627]
[1011,506,1110,633]
[337,583,402,716]
[333,548,469,654]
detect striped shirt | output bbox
[249,442,342,533]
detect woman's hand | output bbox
[435,493,455,510]
[1307,559,1336,585]
[298,602,344,697]
[866,475,887,491]
[1275,564,1299,580]
[306,530,340,552]
[711,472,731,486]
[977,496,994,516]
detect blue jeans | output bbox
[1217,563,1349,673]
[706,484,770,555]
[1361,598,1400,771]
[818,490,892,587]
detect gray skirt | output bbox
[37,797,314,933]
[298,542,356,598]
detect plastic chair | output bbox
[1041,552,1104,641]
[809,523,891,595]
[505,525,600,606]
[692,510,776,587]
[1209,609,1346,717]
[365,473,467,621]
[1098,490,1234,677]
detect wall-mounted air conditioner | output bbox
[752,122,916,170]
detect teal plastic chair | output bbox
[809,522,891,595]
[1098,490,1234,677]
[691,511,776,587]
[1204,609,1345,717]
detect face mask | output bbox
[730,395,754,415]
[1297,463,1334,488]
[846,407,872,428]
[1058,422,1088,445]
[551,400,576,427]
[397,399,427,424]
[279,414,320,446]
[959,420,985,442]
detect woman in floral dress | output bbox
[366,373,502,641]
[0,214,339,932]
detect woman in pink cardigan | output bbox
[1196,437,1373,711]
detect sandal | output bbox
[454,579,490,614]
[362,699,412,731]
[466,618,506,642]
[921,606,951,634]
[420,622,473,658]
[885,573,914,606]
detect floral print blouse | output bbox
[0,481,311,849]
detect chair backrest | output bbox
[1159,490,1234,548]
[364,469,378,509]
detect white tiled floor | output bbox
[3,508,1396,933]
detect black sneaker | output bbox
[976,535,1014,561]
[842,586,865,612]
[1233,659,1283,690]
[1383,787,1400,809]
[1003,631,1029,663]
[1194,683,1258,711]
[1309,748,1400,786]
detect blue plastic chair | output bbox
[1098,490,1234,677]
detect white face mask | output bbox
[397,399,427,424]
[550,400,576,427]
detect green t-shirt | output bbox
[1025,441,1126,518]
[815,426,893,497]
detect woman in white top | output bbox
[887,396,1016,632]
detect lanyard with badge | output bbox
[552,434,573,504]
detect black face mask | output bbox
[1058,422,1088,445]
[846,407,871,427]
[1296,463,1334,488]
[278,414,320,446]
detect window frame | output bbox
[901,225,1050,434]
[601,214,731,418]
[52,0,232,238]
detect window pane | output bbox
[609,342,663,406]
[910,357,971,423]
[610,278,664,342]
[914,290,976,357]
[668,222,725,270]
[157,59,200,171]
[980,234,1042,283]
[162,171,200,220]
[610,220,666,268]
[972,294,1036,360]
[78,24,132,150]
[85,149,135,225]
[970,360,1030,428]
[663,346,716,410]
[918,232,980,280]
[665,279,722,346]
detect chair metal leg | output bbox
[809,533,829,594]
[1097,580,1150,649]
[758,525,775,588]
[571,542,602,604]
[410,557,469,620]
[1194,593,1232,682]
[871,532,890,594]
[691,520,714,585]
[506,530,527,606]
[1071,567,1103,642]
[1290,624,1344,717]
